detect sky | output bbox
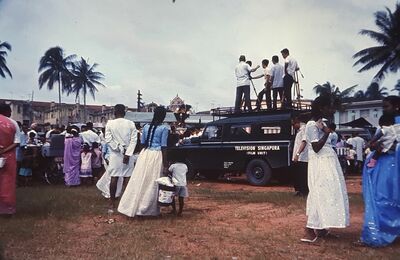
[0,0,398,112]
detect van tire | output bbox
[246,159,272,186]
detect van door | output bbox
[197,124,223,171]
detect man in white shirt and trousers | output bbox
[234,55,260,113]
[105,104,138,211]
[281,48,299,109]
[347,132,365,173]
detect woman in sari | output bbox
[0,104,19,216]
[360,96,400,247]
[118,106,168,217]
[63,126,82,186]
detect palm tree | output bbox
[69,57,105,122]
[38,47,76,123]
[313,82,357,110]
[392,79,400,95]
[353,3,400,80]
[365,82,388,100]
[352,82,388,101]
[0,41,12,79]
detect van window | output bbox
[260,126,281,135]
[202,125,222,140]
[230,124,251,139]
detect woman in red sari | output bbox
[0,104,19,216]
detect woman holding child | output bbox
[118,106,169,217]
[301,96,350,243]
[359,96,400,247]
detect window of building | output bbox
[373,109,378,118]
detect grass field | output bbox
[1,178,399,259]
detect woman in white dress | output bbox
[118,106,169,217]
[301,96,350,243]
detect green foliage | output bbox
[353,3,400,80]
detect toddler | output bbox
[169,158,188,216]
[367,114,399,168]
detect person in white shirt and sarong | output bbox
[105,104,138,211]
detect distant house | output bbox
[334,100,383,128]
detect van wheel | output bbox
[185,160,196,180]
[246,159,272,186]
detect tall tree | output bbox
[313,82,357,110]
[365,82,388,100]
[0,41,12,79]
[352,82,388,101]
[392,79,400,95]
[353,3,400,80]
[38,47,76,124]
[69,57,105,122]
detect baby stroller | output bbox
[41,134,65,184]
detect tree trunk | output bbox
[83,84,87,123]
[58,74,62,126]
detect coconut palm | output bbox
[352,82,388,101]
[69,57,105,122]
[353,3,400,80]
[365,82,388,100]
[0,41,12,79]
[313,82,357,110]
[38,47,76,123]
[392,79,400,95]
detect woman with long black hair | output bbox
[301,96,350,243]
[118,106,169,217]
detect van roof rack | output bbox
[210,99,312,117]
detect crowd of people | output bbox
[1,94,399,248]
[234,48,299,112]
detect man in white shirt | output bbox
[292,114,308,196]
[281,48,299,109]
[80,122,100,147]
[270,55,285,109]
[105,104,138,210]
[234,55,259,113]
[252,59,272,110]
[348,133,365,173]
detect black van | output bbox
[168,109,304,186]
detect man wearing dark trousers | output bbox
[292,114,309,196]
[252,59,271,110]
[281,48,299,109]
[234,55,259,113]
[270,55,285,109]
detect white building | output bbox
[334,100,383,128]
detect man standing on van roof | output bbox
[281,48,299,109]
[270,55,285,110]
[234,55,260,113]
